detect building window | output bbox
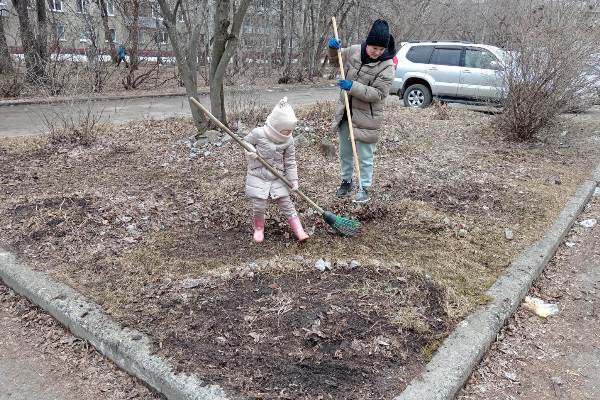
[50,0,63,12]
[79,31,90,42]
[105,28,116,43]
[177,11,185,22]
[75,0,89,13]
[151,3,163,20]
[104,0,114,16]
[155,31,168,44]
[55,24,66,41]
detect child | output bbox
[243,97,309,243]
[327,19,396,203]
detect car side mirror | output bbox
[488,60,501,70]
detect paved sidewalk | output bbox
[459,192,600,400]
[0,86,338,138]
[0,285,160,400]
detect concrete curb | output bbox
[1,166,597,400]
[593,163,600,183]
[0,83,336,107]
[0,91,193,107]
[394,169,600,400]
[0,250,234,400]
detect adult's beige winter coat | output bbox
[328,44,395,144]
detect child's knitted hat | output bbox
[265,97,297,142]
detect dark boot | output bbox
[335,179,353,198]
[352,187,370,203]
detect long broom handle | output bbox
[189,97,325,214]
[331,16,362,190]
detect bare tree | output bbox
[210,0,252,125]
[156,0,208,130]
[116,0,142,89]
[0,11,13,73]
[126,0,140,82]
[97,0,118,62]
[11,0,48,83]
[494,0,600,140]
[35,0,48,64]
[70,0,107,92]
[278,0,284,61]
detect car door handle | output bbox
[429,67,438,71]
[463,69,471,73]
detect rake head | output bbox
[322,211,361,237]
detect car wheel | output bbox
[403,84,432,108]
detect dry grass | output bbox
[1,101,599,398]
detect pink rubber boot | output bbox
[253,216,265,243]
[288,216,309,242]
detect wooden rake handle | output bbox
[331,16,362,190]
[189,97,325,214]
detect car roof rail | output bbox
[407,40,473,44]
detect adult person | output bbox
[327,19,396,203]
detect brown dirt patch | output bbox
[122,266,448,399]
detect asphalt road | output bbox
[0,86,340,138]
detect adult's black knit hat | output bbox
[366,19,390,48]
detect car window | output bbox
[406,45,434,64]
[430,48,461,66]
[465,49,501,69]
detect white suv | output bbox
[390,41,508,107]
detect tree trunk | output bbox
[0,15,12,74]
[156,0,207,131]
[11,0,47,83]
[35,0,48,69]
[98,0,117,63]
[125,0,140,88]
[131,0,139,70]
[209,0,251,125]
[81,12,104,92]
[209,0,228,123]
[285,0,295,74]
[278,0,285,63]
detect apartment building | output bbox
[0,0,287,63]
[0,0,176,58]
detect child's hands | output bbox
[245,143,258,160]
[291,180,299,191]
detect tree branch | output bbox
[173,0,182,20]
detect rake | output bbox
[332,16,363,193]
[189,97,361,237]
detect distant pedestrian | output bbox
[117,45,129,68]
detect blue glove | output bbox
[338,79,353,91]
[327,38,341,49]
